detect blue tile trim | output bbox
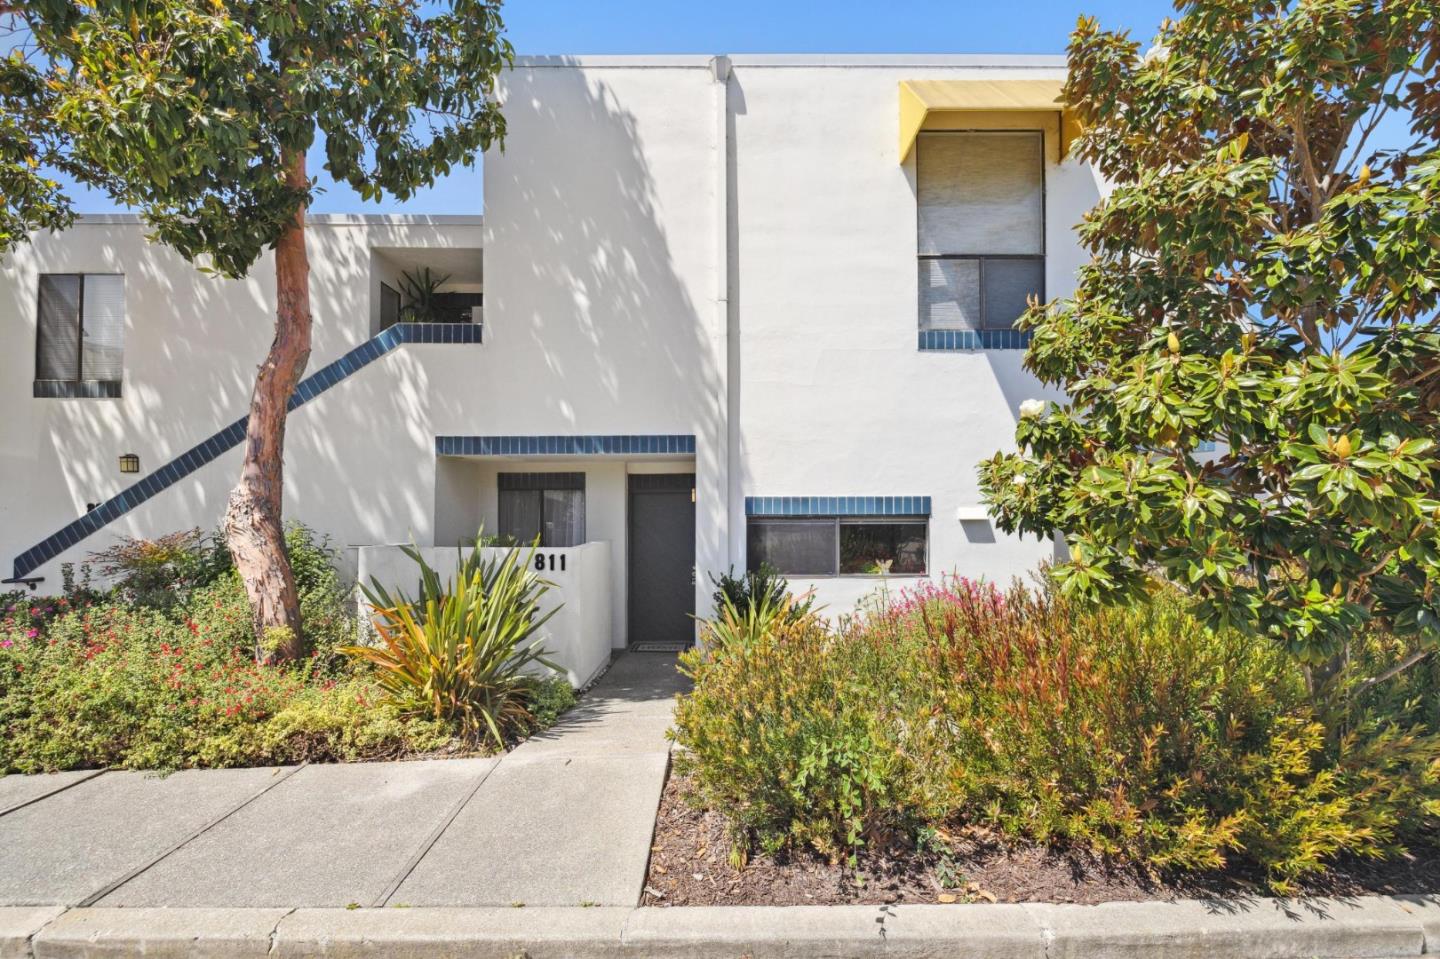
[436,434,697,457]
[745,496,932,517]
[12,322,479,579]
[918,328,1032,351]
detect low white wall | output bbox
[353,542,613,689]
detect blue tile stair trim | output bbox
[437,434,696,456]
[12,322,481,579]
[745,496,932,517]
[918,329,1032,351]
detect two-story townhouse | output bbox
[0,54,1097,684]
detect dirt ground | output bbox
[643,771,1440,907]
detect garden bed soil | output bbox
[643,771,1440,907]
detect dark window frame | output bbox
[379,281,402,330]
[34,272,124,399]
[916,129,1047,335]
[746,515,930,578]
[498,472,587,548]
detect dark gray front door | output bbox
[628,474,696,647]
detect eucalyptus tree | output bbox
[981,0,1440,695]
[4,0,510,657]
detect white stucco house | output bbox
[0,54,1099,685]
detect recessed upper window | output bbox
[379,282,402,330]
[917,131,1044,337]
[34,273,125,398]
[498,472,586,547]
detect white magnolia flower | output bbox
[1019,398,1046,420]
[1012,474,1028,488]
[1142,43,1170,66]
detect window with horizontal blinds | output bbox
[917,132,1044,334]
[36,274,81,381]
[81,275,125,381]
[35,273,125,395]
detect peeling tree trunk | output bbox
[224,146,311,661]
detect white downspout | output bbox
[709,54,735,605]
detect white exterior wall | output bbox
[476,60,727,634]
[0,216,483,584]
[724,57,1099,610]
[0,54,1103,636]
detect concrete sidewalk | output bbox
[0,651,685,911]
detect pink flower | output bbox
[0,639,12,649]
[26,629,38,639]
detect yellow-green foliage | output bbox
[347,538,560,749]
[0,601,453,773]
[673,577,1440,889]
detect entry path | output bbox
[0,651,686,910]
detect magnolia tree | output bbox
[981,0,1440,694]
[3,0,510,657]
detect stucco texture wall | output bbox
[0,218,483,586]
[725,61,1102,610]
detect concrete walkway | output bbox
[0,651,685,910]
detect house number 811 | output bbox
[535,553,567,572]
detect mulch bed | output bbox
[643,769,1440,907]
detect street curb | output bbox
[11,895,1440,958]
[30,907,292,959]
[0,908,64,959]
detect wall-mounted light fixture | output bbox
[118,453,140,474]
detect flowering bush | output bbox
[0,527,575,772]
[673,576,1440,889]
[0,598,451,772]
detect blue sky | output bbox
[53,0,1174,215]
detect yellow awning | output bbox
[899,79,1081,163]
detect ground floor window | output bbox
[747,517,927,576]
[498,472,586,547]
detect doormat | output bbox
[630,643,690,652]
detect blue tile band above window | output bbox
[745,496,932,517]
[437,435,696,457]
[11,322,480,580]
[918,329,1032,351]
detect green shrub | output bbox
[673,576,1440,889]
[709,564,814,621]
[347,537,561,748]
[0,525,456,773]
[255,680,455,764]
[85,523,355,654]
[524,676,578,734]
[674,596,905,864]
[87,529,209,610]
[0,602,448,772]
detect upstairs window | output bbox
[35,273,125,398]
[917,131,1044,336]
[498,472,586,547]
